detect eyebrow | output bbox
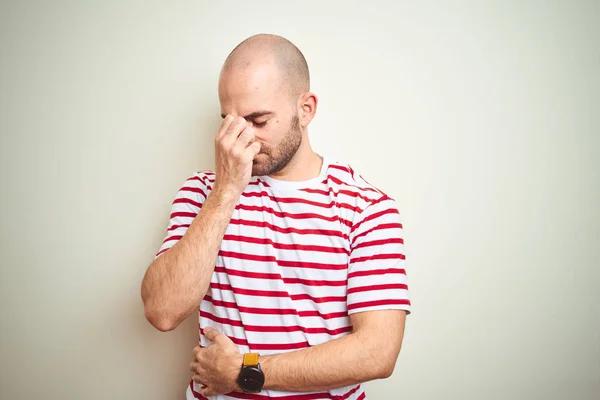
[220,111,274,120]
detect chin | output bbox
[251,155,268,176]
[251,165,267,176]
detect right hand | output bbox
[213,115,261,196]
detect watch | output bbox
[237,353,265,393]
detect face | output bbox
[218,61,303,176]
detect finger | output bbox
[223,116,248,140]
[218,117,248,150]
[216,115,235,140]
[189,360,202,373]
[192,373,206,386]
[203,326,236,348]
[244,141,261,161]
[192,345,201,355]
[234,125,255,150]
[202,326,219,342]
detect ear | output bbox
[297,92,318,128]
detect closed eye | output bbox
[252,121,268,128]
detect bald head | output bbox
[221,34,310,98]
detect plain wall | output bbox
[1,1,598,399]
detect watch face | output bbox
[238,366,264,393]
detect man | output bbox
[141,34,411,400]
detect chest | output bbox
[217,188,351,288]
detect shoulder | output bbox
[184,170,216,188]
[325,160,394,208]
[174,170,216,202]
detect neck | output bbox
[267,136,323,182]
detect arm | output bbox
[141,187,238,332]
[261,309,406,391]
[192,310,406,397]
[141,115,261,332]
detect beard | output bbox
[251,115,302,176]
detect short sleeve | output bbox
[346,196,411,315]
[154,172,213,258]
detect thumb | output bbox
[202,326,235,347]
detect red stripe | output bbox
[229,219,349,240]
[200,175,213,187]
[223,234,349,255]
[241,190,361,213]
[205,296,297,315]
[155,248,169,257]
[291,293,346,303]
[324,174,381,194]
[328,164,349,172]
[204,296,349,320]
[179,185,207,198]
[349,253,406,264]
[186,175,263,187]
[200,310,243,327]
[214,266,348,287]
[299,187,377,204]
[334,385,362,400]
[328,164,351,174]
[347,267,406,279]
[199,310,352,335]
[351,223,402,247]
[298,310,348,319]
[188,174,214,183]
[352,238,403,250]
[219,250,348,270]
[162,234,183,244]
[168,223,190,232]
[235,204,353,227]
[214,265,282,280]
[199,326,249,346]
[169,211,198,220]
[173,197,202,208]
[347,283,408,295]
[211,282,288,298]
[242,191,333,208]
[170,200,355,227]
[350,208,399,234]
[210,283,346,303]
[192,179,267,189]
[199,327,310,351]
[347,299,411,310]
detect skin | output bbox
[141,34,407,396]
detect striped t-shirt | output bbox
[155,157,411,400]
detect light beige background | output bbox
[1,1,598,399]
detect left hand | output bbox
[190,327,243,397]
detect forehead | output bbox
[218,63,286,116]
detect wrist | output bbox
[259,355,272,390]
[210,183,241,206]
[230,353,244,392]
[237,353,265,393]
